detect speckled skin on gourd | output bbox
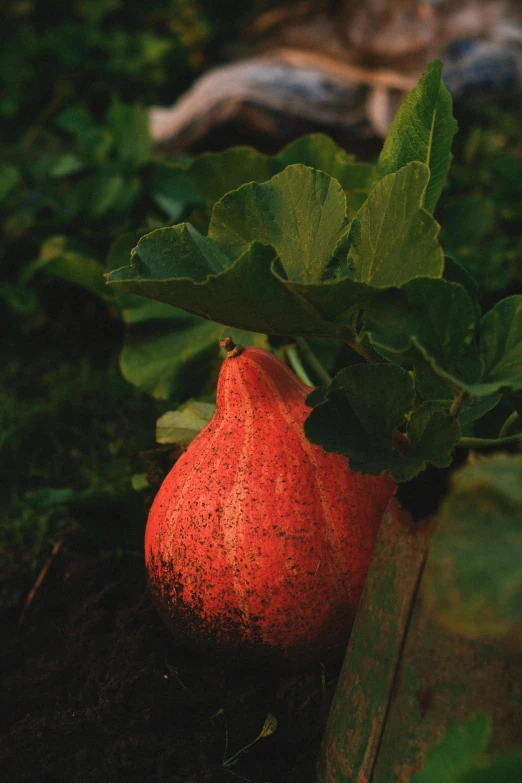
[145,344,396,667]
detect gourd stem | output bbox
[286,345,314,386]
[219,337,244,358]
[295,337,333,385]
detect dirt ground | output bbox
[1,549,340,782]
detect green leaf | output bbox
[415,296,522,399]
[121,298,190,325]
[208,164,347,282]
[257,712,277,739]
[347,163,444,287]
[132,473,150,492]
[423,453,522,641]
[55,105,96,135]
[119,314,267,400]
[0,164,21,200]
[409,714,491,783]
[132,222,232,280]
[454,394,502,427]
[49,153,86,178]
[277,133,374,191]
[305,364,418,480]
[77,126,113,164]
[305,368,460,480]
[443,256,481,323]
[223,712,278,768]
[77,173,128,217]
[364,278,480,393]
[478,296,522,392]
[107,162,449,337]
[108,164,381,336]
[176,147,278,205]
[107,100,152,168]
[156,400,216,446]
[377,60,458,213]
[26,236,112,301]
[407,402,461,469]
[167,133,374,208]
[120,315,222,400]
[151,162,204,219]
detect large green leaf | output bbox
[108,162,446,336]
[120,316,221,400]
[208,164,347,282]
[304,365,460,481]
[364,277,480,392]
[115,244,256,397]
[304,364,415,478]
[166,133,374,207]
[108,165,385,335]
[423,453,522,642]
[110,236,376,336]
[416,296,522,398]
[347,163,444,286]
[377,60,458,213]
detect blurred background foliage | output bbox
[440,102,522,297]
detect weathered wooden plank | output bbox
[317,498,432,783]
[318,497,522,782]
[371,581,522,782]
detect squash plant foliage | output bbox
[107,60,522,483]
[107,62,522,673]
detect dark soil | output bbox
[0,280,340,783]
[0,550,339,782]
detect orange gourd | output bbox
[145,340,396,667]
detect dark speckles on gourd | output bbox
[145,342,396,668]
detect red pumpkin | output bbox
[145,340,396,666]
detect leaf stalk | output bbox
[457,433,522,449]
[449,389,468,418]
[295,338,333,385]
[498,411,520,439]
[286,345,314,386]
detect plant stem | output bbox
[499,410,520,439]
[286,346,314,386]
[450,389,468,418]
[295,337,333,385]
[457,433,522,449]
[343,335,383,364]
